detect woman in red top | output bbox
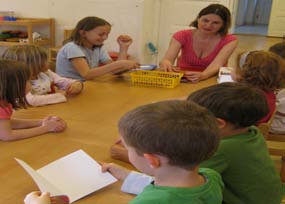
[160,4,238,83]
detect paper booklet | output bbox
[15,149,117,203]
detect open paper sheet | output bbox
[15,149,117,203]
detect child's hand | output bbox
[110,143,130,163]
[24,191,51,204]
[43,116,65,123]
[56,89,67,96]
[42,116,66,133]
[101,162,130,180]
[117,35,133,49]
[66,81,83,96]
[117,60,140,71]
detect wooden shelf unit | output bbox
[0,18,55,47]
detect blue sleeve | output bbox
[65,43,85,59]
[121,171,153,195]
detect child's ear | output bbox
[216,118,226,129]
[143,153,160,168]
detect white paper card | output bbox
[218,75,234,83]
[217,67,234,83]
[15,150,117,203]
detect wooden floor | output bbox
[229,34,283,67]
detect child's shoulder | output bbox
[199,168,222,184]
[61,41,81,51]
[220,126,266,151]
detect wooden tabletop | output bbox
[0,74,216,204]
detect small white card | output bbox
[15,150,117,203]
[217,67,234,83]
[218,75,234,83]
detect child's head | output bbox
[269,42,285,59]
[2,45,48,78]
[66,16,111,47]
[234,50,285,92]
[187,82,269,130]
[118,100,219,174]
[0,60,30,109]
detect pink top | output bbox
[26,69,78,106]
[259,91,276,124]
[173,30,237,71]
[0,102,13,119]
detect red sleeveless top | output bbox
[173,29,237,71]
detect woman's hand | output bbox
[101,162,130,180]
[117,35,133,50]
[159,60,180,72]
[24,191,50,204]
[183,71,206,83]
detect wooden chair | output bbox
[267,133,285,183]
[258,111,285,183]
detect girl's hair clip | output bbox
[239,51,251,68]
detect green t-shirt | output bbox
[129,168,223,204]
[200,126,282,204]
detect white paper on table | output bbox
[15,149,118,203]
[217,67,234,83]
[218,74,234,83]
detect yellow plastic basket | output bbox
[130,70,183,88]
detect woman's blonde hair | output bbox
[236,50,285,92]
[2,45,48,77]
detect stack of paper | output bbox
[15,150,117,203]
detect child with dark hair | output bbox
[24,100,223,204]
[269,42,285,58]
[56,16,139,81]
[187,82,282,204]
[0,60,66,141]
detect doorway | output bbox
[233,0,272,36]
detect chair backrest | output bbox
[258,109,276,139]
[259,109,285,182]
[64,29,73,41]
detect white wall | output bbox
[0,0,160,62]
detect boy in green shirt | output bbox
[24,100,223,204]
[188,82,282,204]
[104,100,223,204]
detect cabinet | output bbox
[0,18,55,47]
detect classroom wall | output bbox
[0,0,160,62]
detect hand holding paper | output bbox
[16,150,117,203]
